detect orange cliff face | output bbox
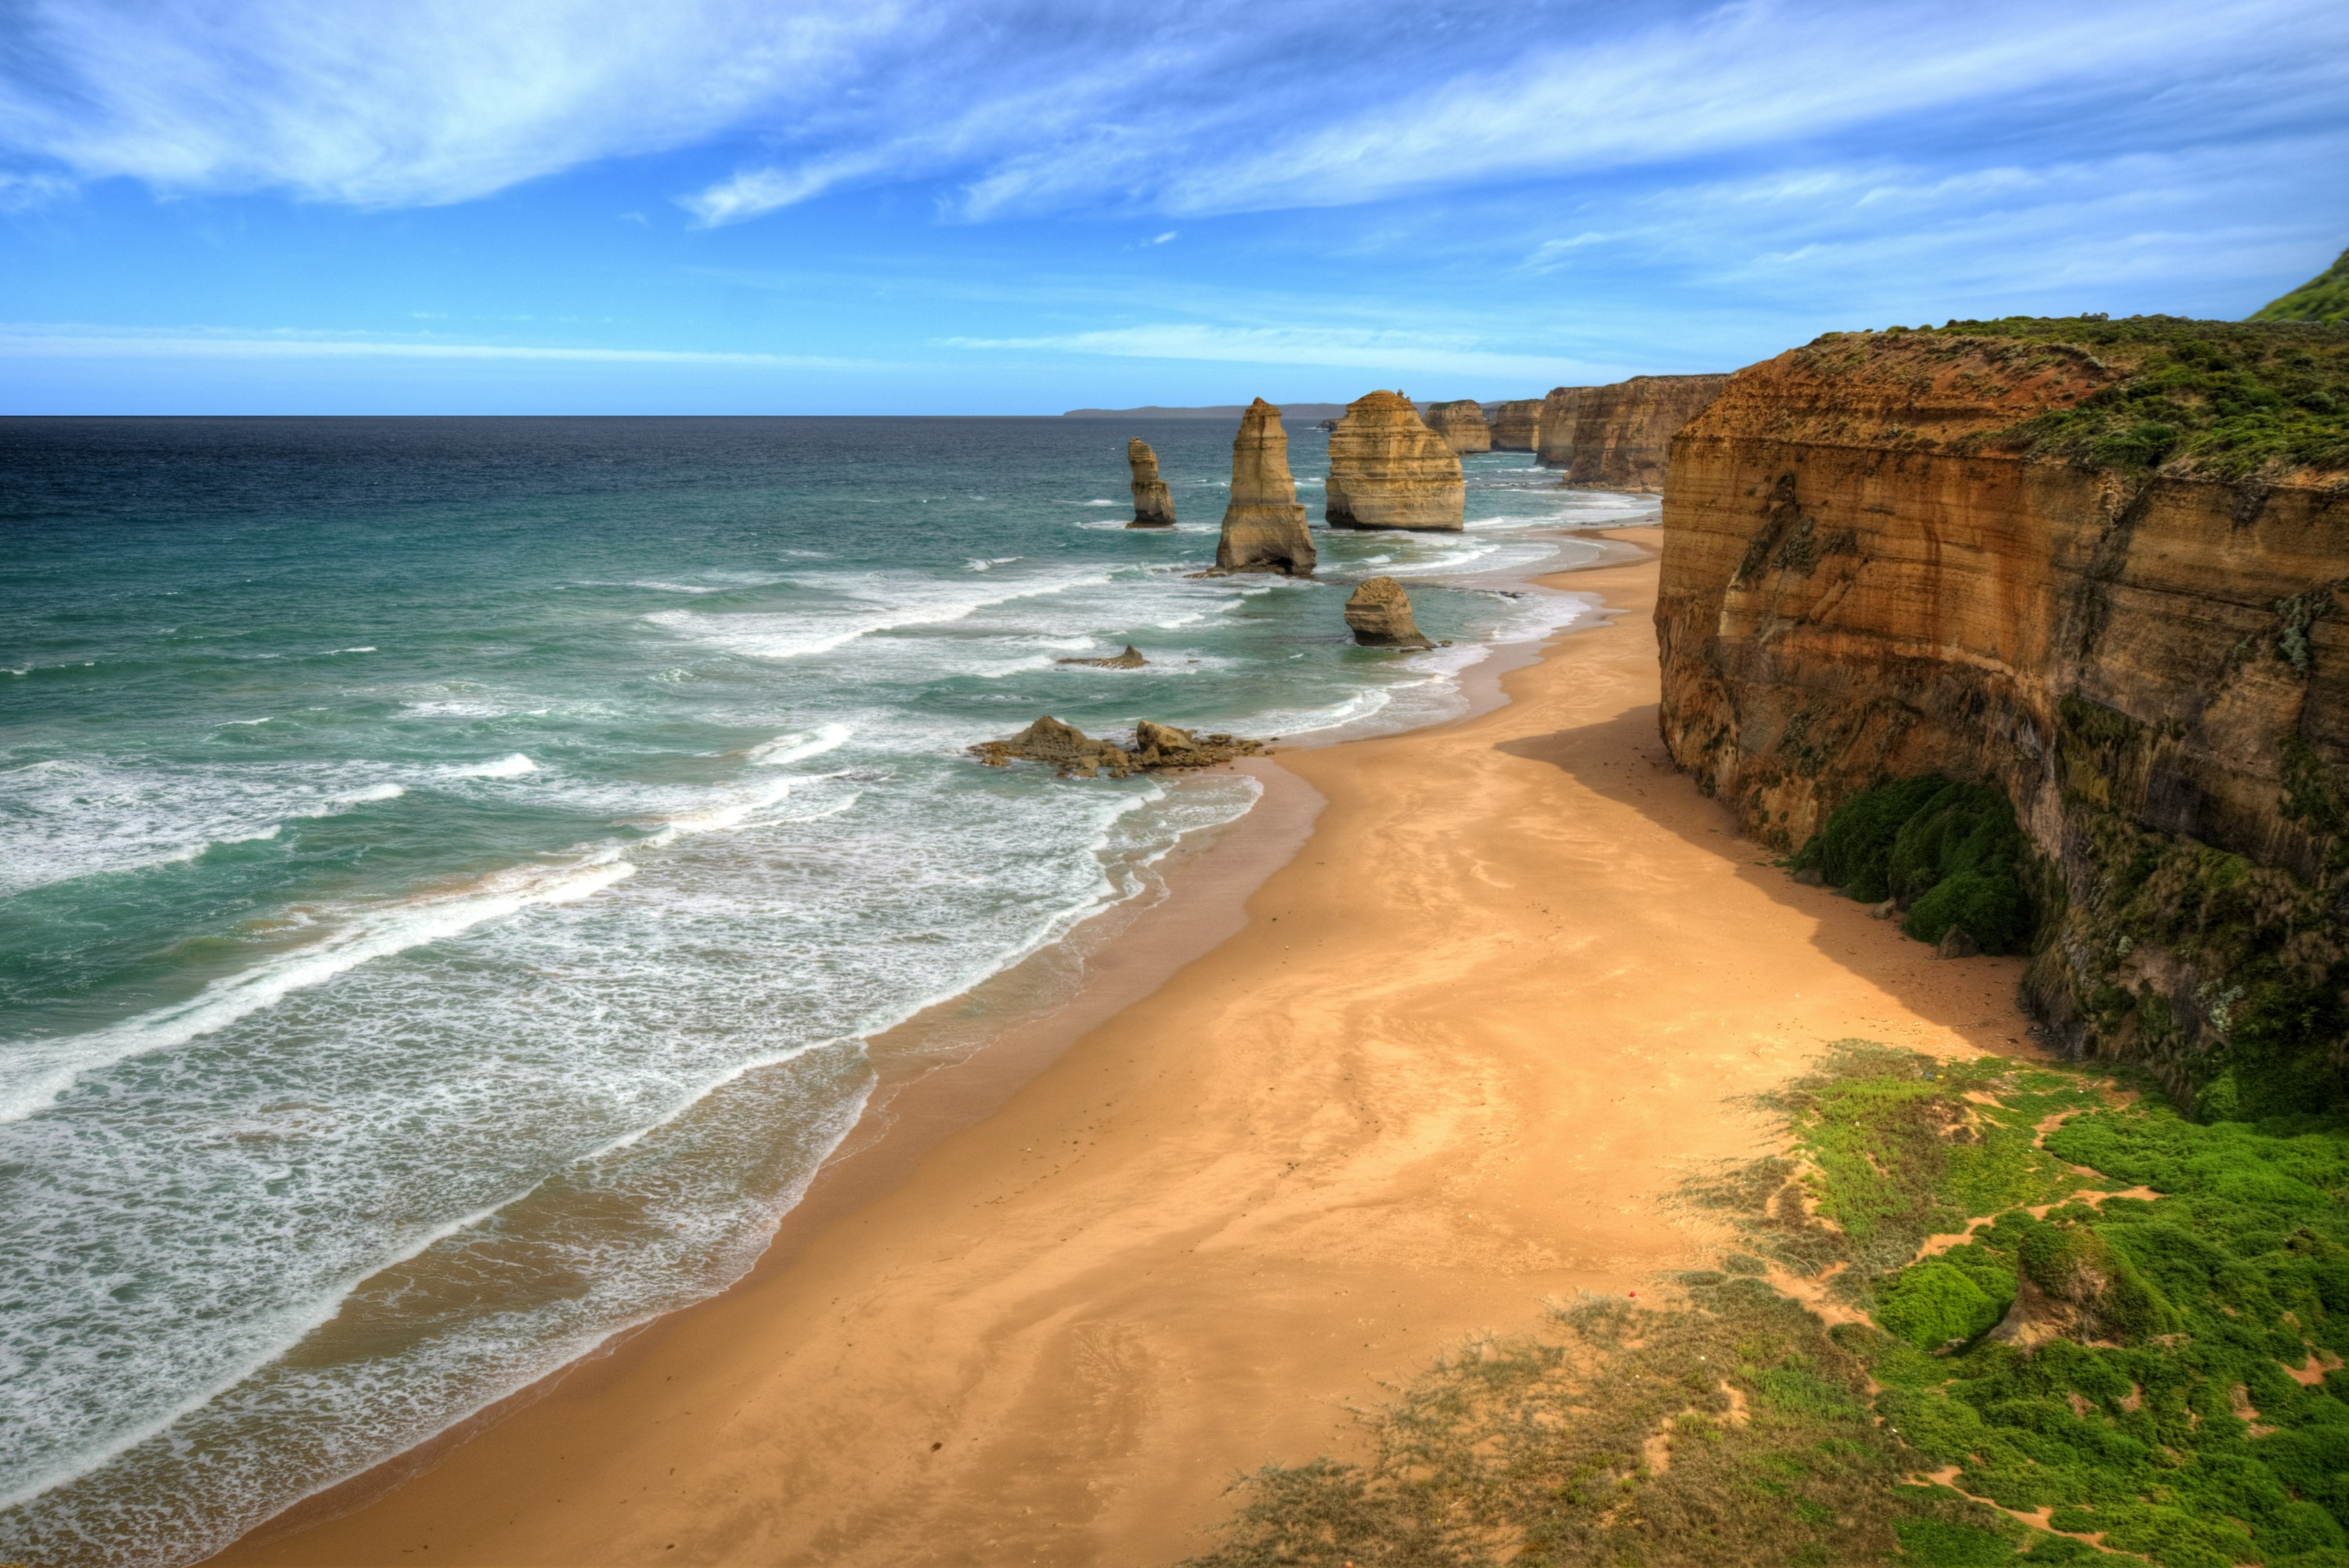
[1326,391,1464,531]
[1486,399,1543,452]
[1654,324,2349,1106]
[1560,374,1729,491]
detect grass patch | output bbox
[1189,1047,2349,1567]
[1792,780,2035,955]
[2253,247,2349,328]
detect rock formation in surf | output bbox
[1343,577,1434,649]
[1423,399,1492,454]
[1056,644,1147,669]
[971,716,1266,777]
[1126,438,1176,527]
[1557,374,1730,492]
[1214,398,1317,575]
[1535,385,1586,468]
[1655,314,2349,1112]
[1486,399,1544,452]
[1325,391,1464,532]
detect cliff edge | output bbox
[1657,315,2349,1113]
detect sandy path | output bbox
[214,537,2032,1567]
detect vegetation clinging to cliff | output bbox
[1910,315,2349,478]
[2254,246,2349,326]
[1791,777,2034,955]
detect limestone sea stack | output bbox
[1423,399,1491,454]
[1325,391,1464,531]
[971,716,1267,777]
[1535,385,1586,468]
[1126,438,1176,527]
[1214,398,1316,574]
[1487,399,1543,452]
[1343,577,1433,648]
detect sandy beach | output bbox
[212,532,2036,1567]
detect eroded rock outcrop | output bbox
[1057,644,1146,669]
[1215,398,1316,574]
[1560,374,1730,491]
[1535,385,1586,468]
[1343,577,1434,648]
[1488,399,1543,452]
[1326,391,1464,531]
[1127,438,1176,527]
[972,716,1266,777]
[1423,399,1492,454]
[1655,317,2349,1112]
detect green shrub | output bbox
[1877,1260,2008,1350]
[1794,779,2034,953]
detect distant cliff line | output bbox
[1654,312,2349,1116]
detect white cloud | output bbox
[944,323,1602,383]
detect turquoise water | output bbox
[0,416,1653,1563]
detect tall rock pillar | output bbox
[1214,398,1316,574]
[1326,391,1464,531]
[1127,438,1176,527]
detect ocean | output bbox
[0,415,1654,1564]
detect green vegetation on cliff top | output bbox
[2253,248,2349,327]
[1849,315,2349,478]
[1189,1046,2349,1568]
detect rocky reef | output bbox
[1214,398,1317,575]
[1326,391,1464,531]
[1535,385,1585,468]
[1343,577,1434,649]
[1557,374,1730,491]
[971,716,1267,777]
[1486,399,1543,452]
[1127,439,1176,527]
[1057,644,1146,668]
[1423,399,1492,454]
[1655,315,2349,1113]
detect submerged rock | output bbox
[1057,644,1147,669]
[1127,438,1176,527]
[1423,399,1491,454]
[1343,577,1434,648]
[1326,391,1464,531]
[1214,398,1316,575]
[972,716,1266,778]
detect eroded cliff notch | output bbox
[1214,398,1316,574]
[1326,391,1464,532]
[1656,315,2349,1115]
[1126,438,1176,527]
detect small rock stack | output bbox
[1126,438,1176,527]
[1343,577,1434,649]
[1423,399,1491,455]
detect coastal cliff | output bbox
[1326,391,1465,531]
[1560,373,1729,491]
[1423,399,1492,454]
[1656,315,2349,1112]
[1216,398,1316,573]
[1535,385,1584,468]
[1487,398,1543,452]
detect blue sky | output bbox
[2,0,2344,414]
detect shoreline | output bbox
[213,527,2037,1566]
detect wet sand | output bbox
[212,534,2033,1566]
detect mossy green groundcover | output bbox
[1871,315,2349,478]
[1791,777,2033,955]
[1187,1047,2349,1567]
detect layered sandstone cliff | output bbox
[1326,391,1464,531]
[1561,374,1730,491]
[1535,386,1584,468]
[1127,438,1175,527]
[1216,398,1316,574]
[1423,399,1492,454]
[1487,399,1543,452]
[1655,318,2349,1112]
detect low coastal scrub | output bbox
[1907,315,2349,479]
[1790,777,2034,955]
[1188,1046,2349,1567]
[2253,248,2349,329]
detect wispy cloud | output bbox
[0,323,868,367]
[944,323,1602,383]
